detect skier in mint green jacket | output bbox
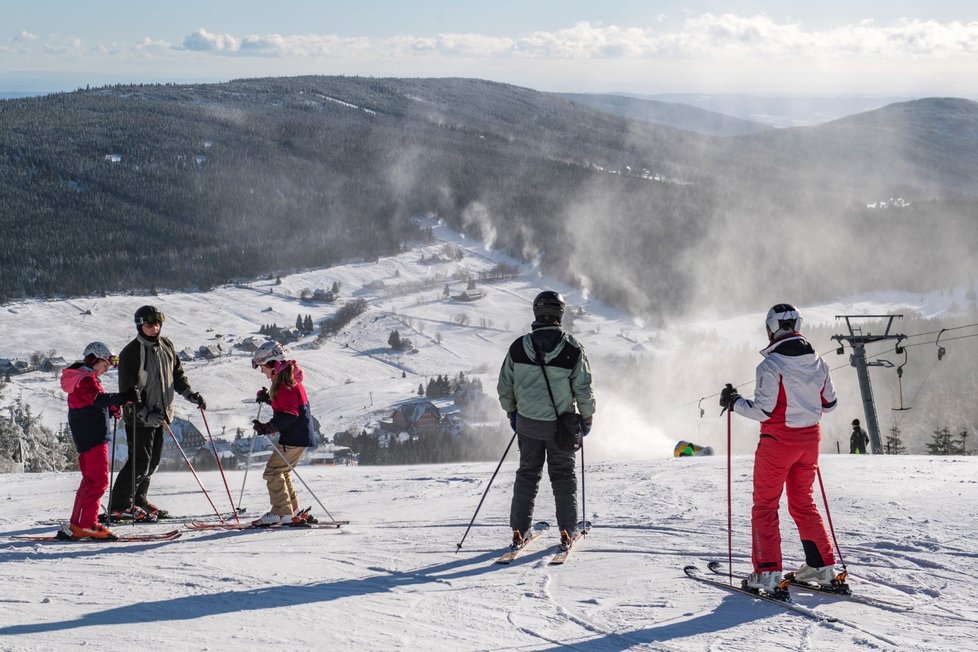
[497,290,595,550]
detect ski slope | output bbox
[0,454,975,651]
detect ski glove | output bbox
[187,392,207,410]
[119,386,140,405]
[719,383,741,412]
[508,411,518,432]
[578,414,593,436]
[253,419,277,435]
[256,387,271,405]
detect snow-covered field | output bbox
[1,454,976,651]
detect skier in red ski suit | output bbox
[720,304,841,593]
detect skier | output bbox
[849,419,869,454]
[497,290,595,550]
[110,305,206,520]
[250,341,317,526]
[719,303,841,594]
[60,342,138,539]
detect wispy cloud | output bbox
[170,16,978,60]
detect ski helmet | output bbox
[252,340,288,369]
[852,419,860,426]
[532,290,565,323]
[83,341,118,367]
[134,305,165,326]
[765,303,802,340]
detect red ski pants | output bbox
[751,434,835,573]
[71,443,109,528]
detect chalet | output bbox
[39,356,68,372]
[387,400,443,435]
[235,336,264,352]
[164,417,206,452]
[178,348,196,362]
[452,289,484,302]
[104,154,122,163]
[312,288,336,303]
[197,344,224,360]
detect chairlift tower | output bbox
[831,315,905,454]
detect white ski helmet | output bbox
[252,340,288,369]
[765,303,802,340]
[83,341,118,366]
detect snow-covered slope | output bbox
[2,218,972,461]
[0,455,975,650]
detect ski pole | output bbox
[726,405,733,585]
[131,399,138,526]
[268,443,336,522]
[580,436,587,536]
[236,403,263,513]
[163,421,226,523]
[198,407,240,523]
[105,416,118,520]
[816,466,848,574]
[455,430,517,553]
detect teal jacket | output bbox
[497,326,595,422]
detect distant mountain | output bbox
[1,77,976,316]
[557,93,771,136]
[642,93,913,127]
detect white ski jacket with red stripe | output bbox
[732,334,837,439]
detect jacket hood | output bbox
[61,365,96,393]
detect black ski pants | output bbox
[111,423,164,511]
[510,434,577,535]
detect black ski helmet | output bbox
[532,290,565,323]
[134,305,165,326]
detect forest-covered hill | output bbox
[2,77,977,315]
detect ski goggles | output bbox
[135,311,165,325]
[106,355,119,367]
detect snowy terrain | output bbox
[2,219,978,650]
[1,455,976,651]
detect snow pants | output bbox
[263,444,305,516]
[71,443,109,528]
[751,434,835,573]
[510,434,577,534]
[111,423,164,512]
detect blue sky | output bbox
[3,1,977,96]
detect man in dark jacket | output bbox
[110,305,205,519]
[497,291,595,551]
[850,419,869,454]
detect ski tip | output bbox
[532,521,550,531]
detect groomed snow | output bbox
[1,455,975,651]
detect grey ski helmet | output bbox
[252,340,288,369]
[532,290,565,323]
[765,303,801,340]
[82,341,118,366]
[134,305,165,326]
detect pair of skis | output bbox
[12,529,182,543]
[186,519,349,531]
[685,560,913,623]
[494,521,590,565]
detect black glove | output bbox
[253,419,276,435]
[256,387,271,405]
[508,411,518,432]
[579,414,593,436]
[119,386,139,405]
[187,392,207,410]
[719,383,741,413]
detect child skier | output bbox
[250,341,317,526]
[60,342,137,540]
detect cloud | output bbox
[12,30,38,43]
[172,17,978,62]
[181,28,368,58]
